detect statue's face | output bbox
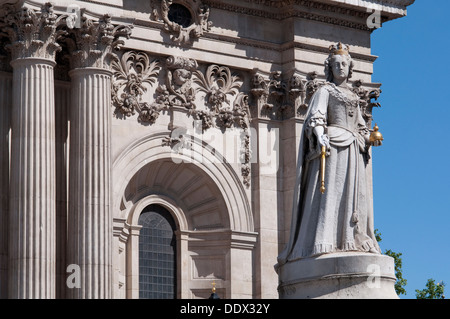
[331,55,350,82]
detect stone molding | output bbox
[72,0,412,26]
[277,252,398,299]
[111,132,254,233]
[214,0,413,17]
[205,0,371,31]
[126,194,189,231]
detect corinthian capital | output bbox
[0,2,65,61]
[65,13,133,70]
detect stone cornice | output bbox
[16,0,413,22]
[202,0,379,31]
[325,0,414,10]
[203,31,378,63]
[241,0,414,8]
[205,0,370,20]
[232,0,414,14]
[202,0,415,31]
[318,0,414,20]
[6,0,414,33]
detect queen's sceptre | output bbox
[320,145,326,194]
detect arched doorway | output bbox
[138,204,177,299]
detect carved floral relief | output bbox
[111,52,251,186]
[194,64,249,131]
[112,51,161,123]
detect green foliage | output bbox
[375,230,446,299]
[374,229,382,243]
[374,229,407,296]
[415,279,446,299]
[385,249,407,296]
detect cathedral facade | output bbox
[0,0,412,299]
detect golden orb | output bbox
[369,124,384,145]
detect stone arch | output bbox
[112,132,253,233]
[128,194,188,232]
[112,132,256,299]
[124,159,231,231]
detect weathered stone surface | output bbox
[0,0,413,299]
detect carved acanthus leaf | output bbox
[289,74,307,108]
[0,3,67,60]
[194,65,243,113]
[64,13,133,69]
[112,51,161,121]
[250,69,329,120]
[251,70,289,120]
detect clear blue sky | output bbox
[371,0,450,298]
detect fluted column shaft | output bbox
[0,73,12,299]
[8,58,56,298]
[67,68,112,299]
[55,83,70,299]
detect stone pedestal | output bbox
[276,253,398,299]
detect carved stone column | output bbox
[125,224,142,299]
[0,71,11,299]
[68,67,113,299]
[66,14,132,299]
[2,3,63,298]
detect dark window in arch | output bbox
[168,3,193,28]
[138,204,177,299]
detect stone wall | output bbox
[0,0,413,299]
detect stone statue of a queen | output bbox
[278,43,382,265]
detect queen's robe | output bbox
[278,83,381,265]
